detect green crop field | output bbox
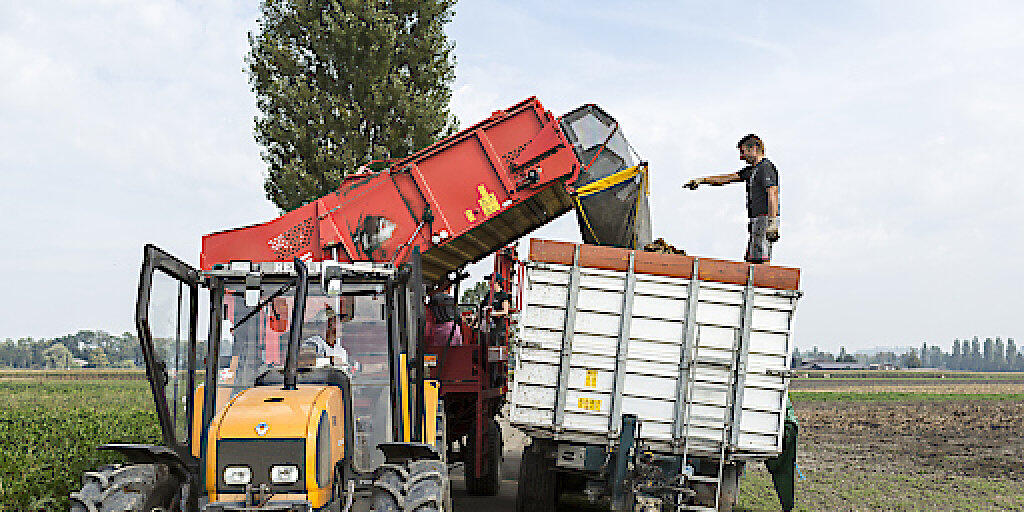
[4,374,1023,512]
[0,379,158,512]
[0,369,147,381]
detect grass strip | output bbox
[797,371,1022,379]
[791,391,1024,402]
[796,376,1024,382]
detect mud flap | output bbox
[764,420,798,512]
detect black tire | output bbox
[515,442,557,512]
[370,458,451,512]
[464,419,502,496]
[69,463,180,512]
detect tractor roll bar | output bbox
[283,258,308,391]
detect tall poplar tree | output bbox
[248,0,458,211]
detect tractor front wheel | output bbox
[69,463,180,512]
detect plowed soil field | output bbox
[737,378,1024,511]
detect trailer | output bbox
[510,239,802,511]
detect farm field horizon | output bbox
[2,371,1022,511]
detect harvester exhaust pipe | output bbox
[283,257,308,390]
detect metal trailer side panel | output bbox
[510,253,801,459]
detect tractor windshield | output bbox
[214,279,393,470]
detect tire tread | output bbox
[370,459,451,512]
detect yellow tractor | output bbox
[70,245,449,512]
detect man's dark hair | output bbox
[737,134,765,153]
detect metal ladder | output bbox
[677,269,749,512]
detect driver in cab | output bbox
[303,302,352,368]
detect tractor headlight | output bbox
[271,465,300,484]
[223,466,251,485]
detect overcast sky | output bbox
[2,1,1021,352]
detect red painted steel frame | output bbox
[423,245,519,477]
[200,97,582,283]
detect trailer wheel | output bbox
[69,463,180,512]
[464,419,502,495]
[515,441,557,512]
[370,458,452,512]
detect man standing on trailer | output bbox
[685,134,796,512]
[684,133,780,263]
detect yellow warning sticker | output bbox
[584,369,598,388]
[477,185,500,216]
[577,397,602,411]
[464,209,476,222]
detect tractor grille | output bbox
[216,438,306,494]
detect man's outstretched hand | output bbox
[767,217,781,242]
[684,178,703,190]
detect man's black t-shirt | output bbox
[737,158,779,218]
[491,291,511,312]
[479,291,511,327]
[482,291,511,337]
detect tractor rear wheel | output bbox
[464,419,501,496]
[69,463,180,512]
[369,458,451,512]
[515,441,557,512]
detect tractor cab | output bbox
[104,245,446,512]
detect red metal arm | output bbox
[201,97,585,282]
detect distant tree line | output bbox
[793,336,1022,371]
[940,337,1023,371]
[0,330,143,369]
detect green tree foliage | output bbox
[995,337,1006,370]
[87,348,110,368]
[248,0,459,211]
[793,336,1023,372]
[836,346,856,363]
[0,331,142,369]
[460,281,489,306]
[42,343,74,369]
[898,350,921,368]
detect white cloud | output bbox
[1,1,273,338]
[1,1,1021,352]
[448,1,1024,350]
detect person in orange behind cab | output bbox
[684,134,780,264]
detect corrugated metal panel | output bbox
[509,245,801,459]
